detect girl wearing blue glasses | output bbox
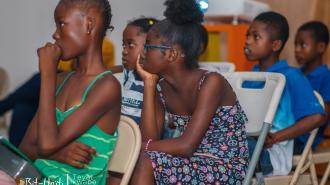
[131,0,249,184]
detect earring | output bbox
[87,30,91,34]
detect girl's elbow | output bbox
[37,144,56,157]
[316,113,326,125]
[180,143,196,158]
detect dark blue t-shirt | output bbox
[301,64,330,146]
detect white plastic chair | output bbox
[247,93,326,185]
[257,91,325,185]
[107,115,141,185]
[222,72,286,185]
[199,61,236,73]
[287,91,329,185]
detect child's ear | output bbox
[317,42,326,54]
[168,49,178,62]
[86,16,96,34]
[272,40,283,52]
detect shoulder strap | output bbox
[198,71,211,90]
[156,78,167,109]
[56,71,75,96]
[81,70,112,103]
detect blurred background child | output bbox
[294,21,330,152]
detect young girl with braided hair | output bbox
[18,0,121,184]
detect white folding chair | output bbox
[287,91,329,185]
[249,92,326,185]
[311,148,330,185]
[199,61,236,73]
[107,116,141,185]
[222,72,286,185]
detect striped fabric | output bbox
[34,71,118,185]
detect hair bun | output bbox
[164,0,203,25]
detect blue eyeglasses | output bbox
[144,44,172,53]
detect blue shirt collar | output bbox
[252,60,289,72]
[303,65,329,78]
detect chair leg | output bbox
[243,123,270,185]
[290,129,318,185]
[320,161,330,185]
[307,151,318,185]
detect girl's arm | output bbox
[19,112,39,160]
[136,55,227,157]
[325,102,330,130]
[140,80,165,141]
[36,43,121,157]
[20,110,97,168]
[136,60,164,141]
[37,75,120,157]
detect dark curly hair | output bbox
[298,21,329,46]
[128,17,159,34]
[59,0,113,37]
[151,0,205,69]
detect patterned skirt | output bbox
[146,151,247,185]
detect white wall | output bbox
[0,0,165,91]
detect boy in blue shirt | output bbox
[294,21,330,153]
[244,11,325,176]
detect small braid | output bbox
[59,0,113,37]
[101,0,113,36]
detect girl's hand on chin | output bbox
[37,42,62,73]
[136,55,159,83]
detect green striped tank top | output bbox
[34,70,118,185]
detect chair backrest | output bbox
[223,72,286,185]
[199,61,236,73]
[314,91,324,108]
[222,72,286,136]
[108,116,141,185]
[0,67,9,99]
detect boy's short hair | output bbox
[254,11,289,52]
[298,21,329,46]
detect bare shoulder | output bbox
[89,72,121,99]
[200,72,236,105]
[202,72,228,88]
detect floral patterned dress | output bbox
[146,72,249,185]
